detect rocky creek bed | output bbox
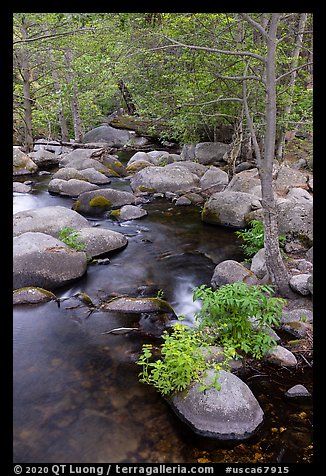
[13,146,313,464]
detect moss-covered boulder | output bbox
[101,296,175,315]
[13,147,38,176]
[13,287,56,305]
[73,188,135,216]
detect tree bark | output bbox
[261,14,294,298]
[20,18,34,153]
[117,79,137,115]
[51,52,69,141]
[275,13,308,160]
[65,48,84,142]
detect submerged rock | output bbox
[13,232,87,290]
[101,296,175,315]
[170,369,264,440]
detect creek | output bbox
[13,151,313,464]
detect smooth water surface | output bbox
[13,157,313,463]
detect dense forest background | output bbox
[13,12,313,151]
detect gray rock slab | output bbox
[83,125,131,147]
[101,297,174,314]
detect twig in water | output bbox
[102,327,139,335]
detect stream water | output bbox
[13,151,313,464]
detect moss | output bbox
[126,163,151,173]
[73,200,81,211]
[13,286,56,299]
[89,196,112,207]
[137,185,157,193]
[104,167,120,177]
[201,206,220,224]
[110,209,121,218]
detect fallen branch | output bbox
[101,327,139,335]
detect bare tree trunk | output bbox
[21,18,34,152]
[261,14,294,298]
[117,79,137,115]
[51,55,69,142]
[276,13,308,161]
[65,48,83,142]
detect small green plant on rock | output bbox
[136,320,222,396]
[193,282,286,359]
[58,227,86,251]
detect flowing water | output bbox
[13,152,313,464]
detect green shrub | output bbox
[136,321,222,396]
[58,227,86,251]
[235,220,286,259]
[193,282,286,359]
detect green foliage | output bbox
[136,321,222,396]
[193,282,286,359]
[235,220,286,259]
[58,227,86,251]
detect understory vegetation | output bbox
[136,282,286,396]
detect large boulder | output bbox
[76,227,128,258]
[83,125,131,147]
[226,169,261,194]
[13,232,87,290]
[264,345,297,367]
[201,191,258,228]
[211,260,258,289]
[59,156,112,175]
[170,369,264,440]
[277,199,313,245]
[13,147,38,176]
[48,178,99,197]
[28,148,59,168]
[130,164,199,194]
[73,188,135,216]
[52,167,110,184]
[13,206,89,238]
[274,166,308,193]
[199,165,229,193]
[194,142,230,165]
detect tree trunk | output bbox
[261,14,294,298]
[65,48,84,142]
[51,56,69,142]
[117,79,137,115]
[275,13,308,161]
[21,18,34,153]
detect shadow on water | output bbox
[13,157,312,463]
